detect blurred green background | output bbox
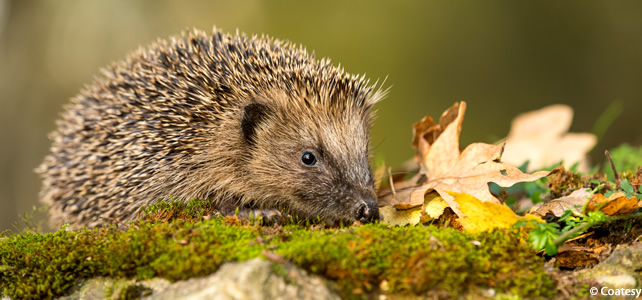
[1,1,641,231]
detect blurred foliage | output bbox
[1,0,642,231]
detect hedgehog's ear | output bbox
[241,102,271,146]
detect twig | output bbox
[605,150,620,190]
[388,167,396,195]
[566,231,594,242]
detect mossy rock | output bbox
[1,200,555,299]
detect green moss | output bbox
[0,201,556,299]
[548,166,609,199]
[279,225,554,298]
[117,283,152,300]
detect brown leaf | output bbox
[586,192,639,216]
[377,173,421,208]
[380,101,549,219]
[412,102,463,175]
[502,104,596,172]
[556,244,599,268]
[529,189,591,218]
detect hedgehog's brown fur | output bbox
[37,27,385,229]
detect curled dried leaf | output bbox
[529,189,591,218]
[586,192,639,216]
[380,102,549,230]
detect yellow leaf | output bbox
[380,205,422,226]
[451,192,543,233]
[424,191,448,219]
[380,191,542,232]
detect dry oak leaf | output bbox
[405,101,550,218]
[502,104,597,173]
[529,188,591,218]
[586,192,639,216]
[412,102,460,174]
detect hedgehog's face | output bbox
[239,96,379,224]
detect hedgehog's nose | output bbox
[355,196,380,223]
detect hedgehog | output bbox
[37,27,386,230]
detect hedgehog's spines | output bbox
[38,28,383,229]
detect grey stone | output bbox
[55,258,338,300]
[582,243,642,289]
[594,275,637,289]
[145,258,339,300]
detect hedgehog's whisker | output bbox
[376,184,429,198]
[374,171,414,182]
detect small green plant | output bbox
[10,205,47,233]
[517,206,608,256]
[520,221,559,256]
[605,178,642,199]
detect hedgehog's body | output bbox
[38,28,383,229]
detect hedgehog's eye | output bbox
[300,151,317,166]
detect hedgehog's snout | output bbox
[354,196,379,223]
